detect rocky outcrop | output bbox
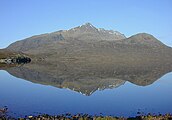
[0,50,31,64]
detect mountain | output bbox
[6,23,125,52]
[5,23,172,63]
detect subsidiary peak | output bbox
[125,33,166,47]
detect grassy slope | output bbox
[0,49,18,59]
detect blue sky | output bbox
[0,0,172,48]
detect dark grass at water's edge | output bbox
[1,113,172,120]
[1,107,172,120]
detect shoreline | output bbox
[1,112,172,120]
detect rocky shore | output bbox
[0,55,31,64]
[0,50,31,64]
[21,114,172,120]
[1,110,172,120]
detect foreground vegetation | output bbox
[0,114,172,120]
[1,107,172,120]
[20,114,172,120]
[0,108,172,120]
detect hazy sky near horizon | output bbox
[0,0,172,48]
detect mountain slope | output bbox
[7,23,125,52]
[4,23,172,64]
[116,33,167,47]
[7,33,64,52]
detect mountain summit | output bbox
[80,22,96,29]
[66,22,97,32]
[54,22,126,41]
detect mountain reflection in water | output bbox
[0,60,172,96]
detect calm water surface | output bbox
[0,69,172,117]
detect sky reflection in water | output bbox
[0,70,172,117]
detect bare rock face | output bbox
[56,23,126,41]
